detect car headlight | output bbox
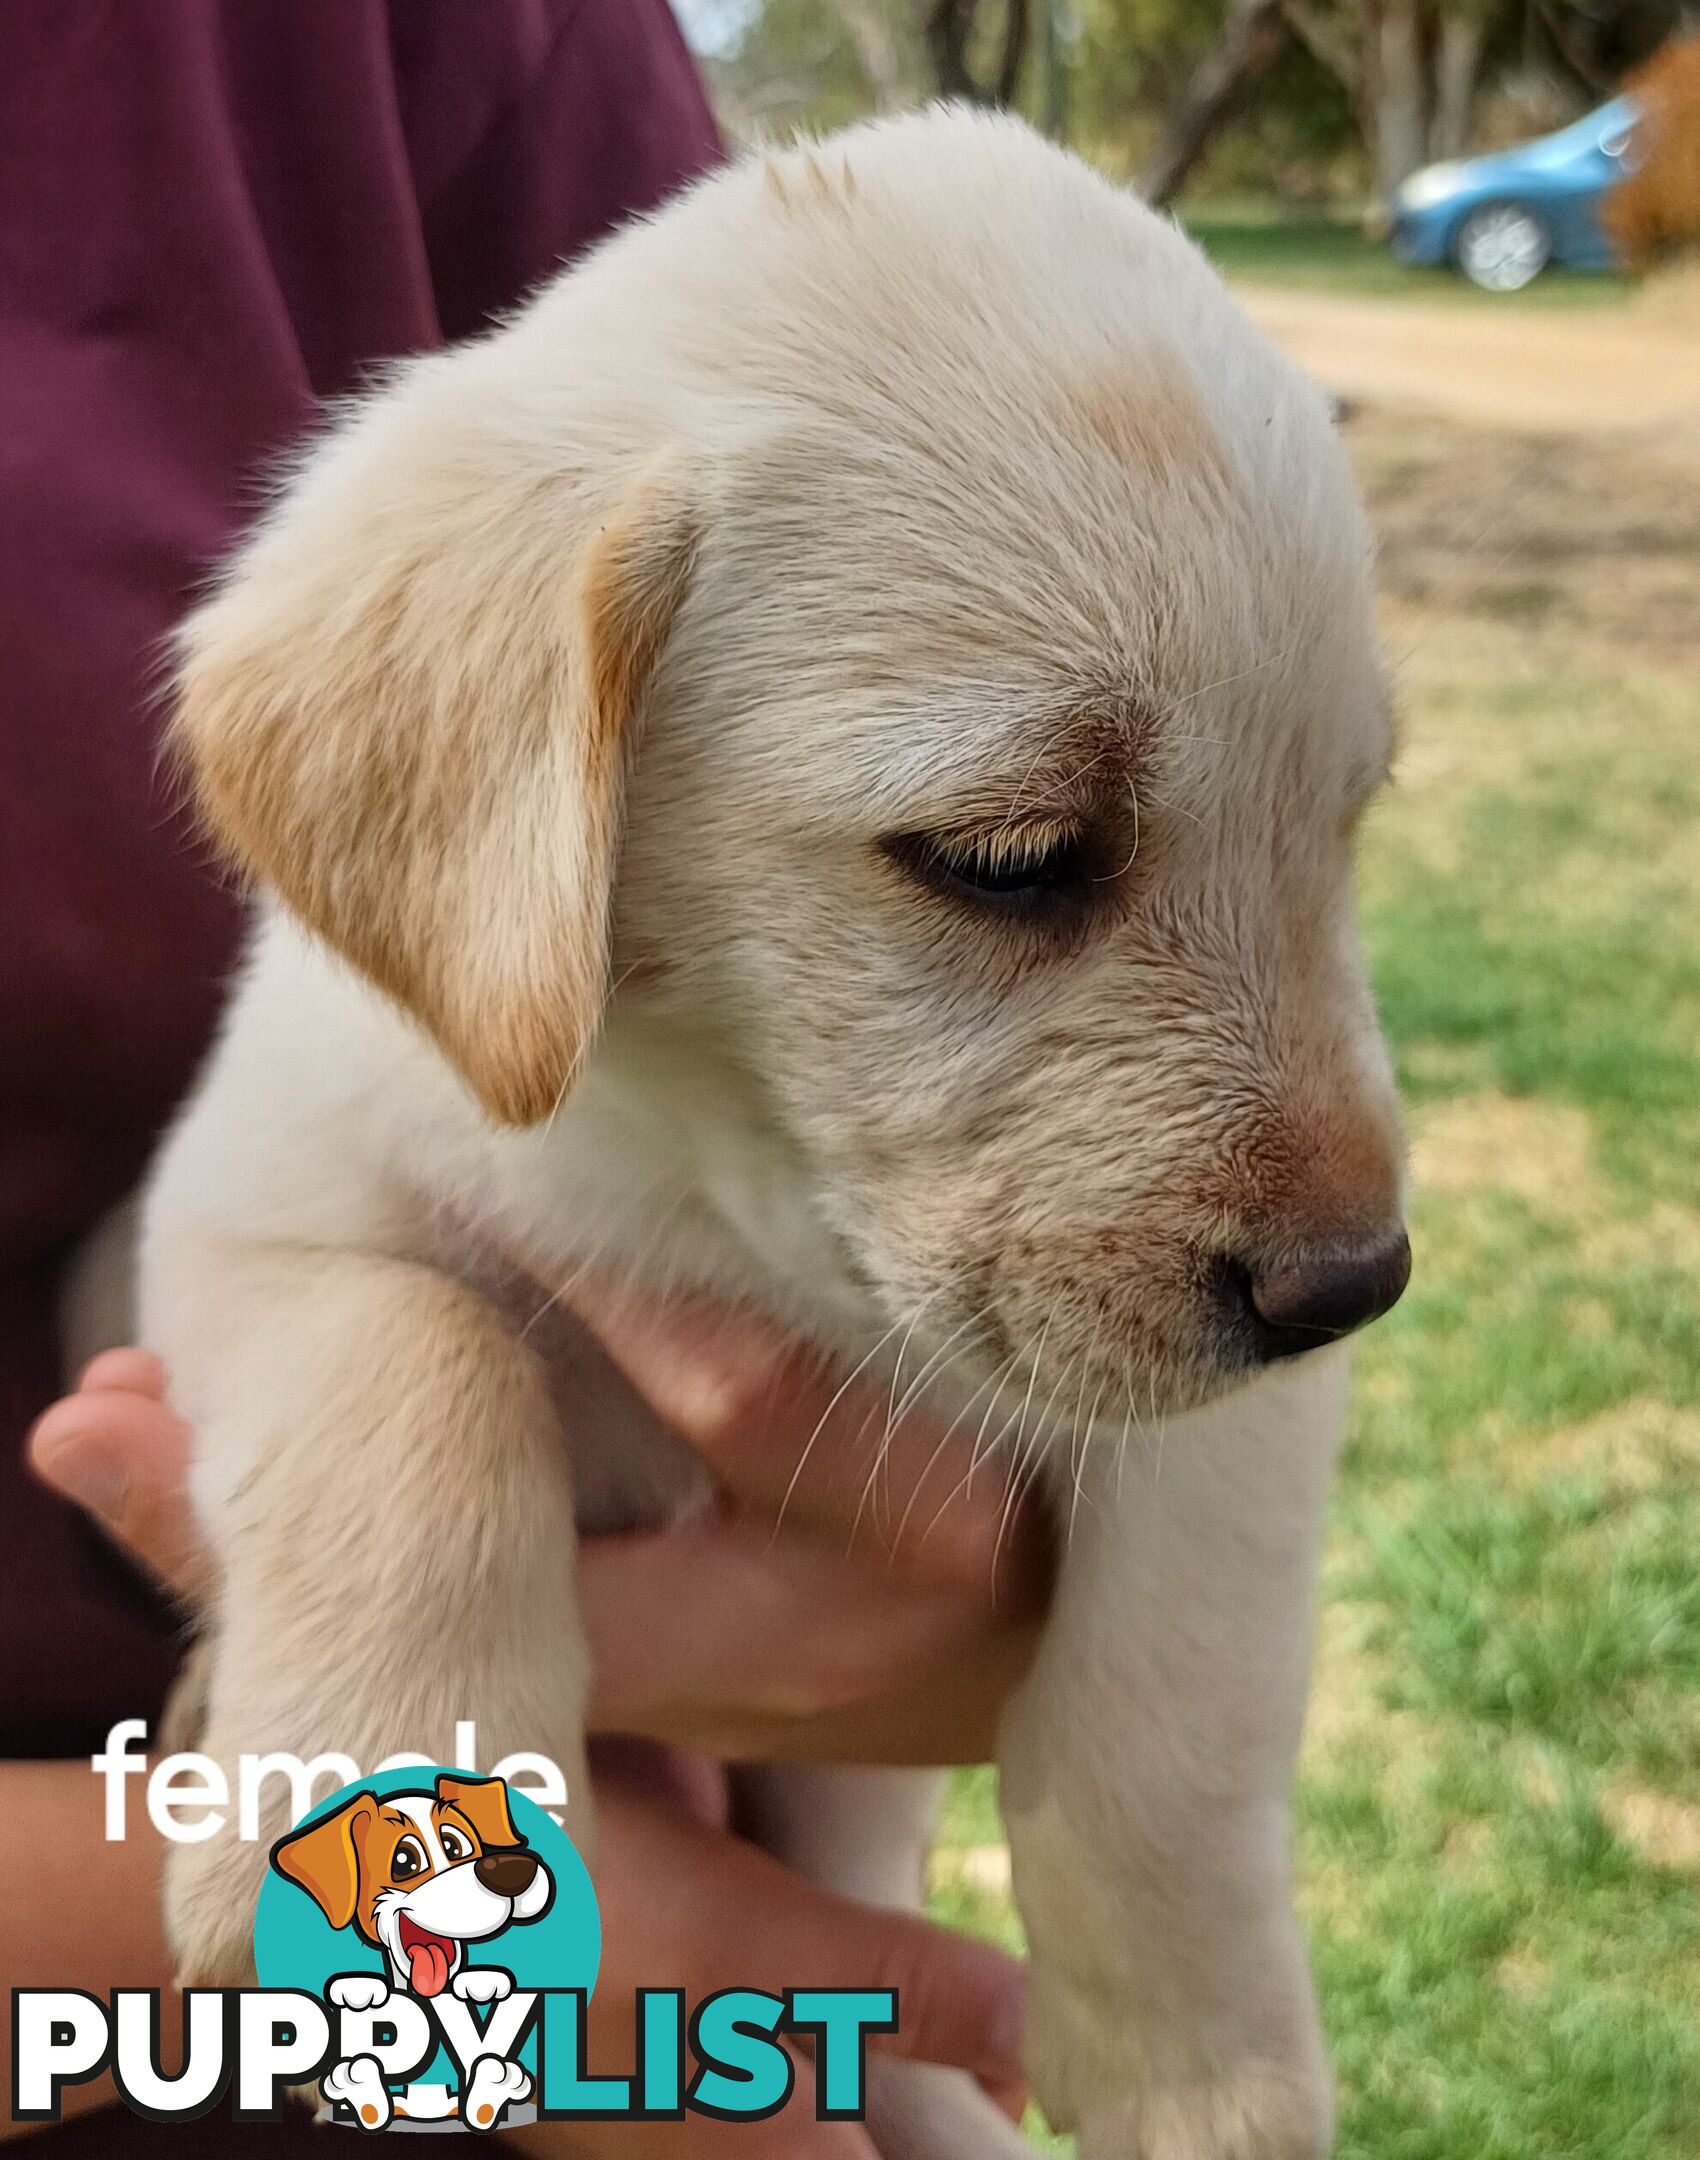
[1397,162,1467,212]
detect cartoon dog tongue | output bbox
[404,1928,454,1997]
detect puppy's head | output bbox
[272,1773,551,1995]
[176,110,1404,1427]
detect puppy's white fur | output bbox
[136,110,1403,2159]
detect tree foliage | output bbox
[702,0,1691,206]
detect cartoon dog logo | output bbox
[272,1771,554,2129]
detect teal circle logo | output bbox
[253,1767,597,2128]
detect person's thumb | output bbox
[818,1895,1027,2107]
[622,1794,1029,2113]
[28,1381,207,1601]
[716,1837,1026,2108]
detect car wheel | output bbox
[1454,202,1552,292]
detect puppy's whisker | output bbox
[1003,1337,1080,1547]
[1008,737,1123,820]
[879,1321,976,1499]
[1112,1348,1143,1500]
[1067,1338,1111,1546]
[1002,730,1076,827]
[1073,1347,1105,1525]
[1063,1356,1091,1549]
[1097,784,1140,880]
[538,1058,581,1143]
[516,1175,683,1340]
[1006,1311,1055,1469]
[965,1330,1041,1482]
[860,1290,944,1544]
[771,1302,917,1548]
[992,1420,1048,1594]
[1163,638,1303,715]
[895,1346,1014,1555]
[850,1292,944,1551]
[909,1343,1027,1554]
[882,1293,938,1444]
[877,1347,980,1561]
[961,1340,1030,1488]
[971,1309,1063,1590]
[886,1309,982,1436]
[1028,1338,1081,1464]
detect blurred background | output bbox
[674,5,1700,2155]
[686,0,1695,272]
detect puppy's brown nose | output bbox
[1245,1232,1411,1359]
[474,1849,540,1898]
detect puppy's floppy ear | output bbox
[435,1772,523,1850]
[272,1791,377,1931]
[173,367,698,1125]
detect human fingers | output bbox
[566,1276,1049,1610]
[27,1377,207,1601]
[593,1786,1027,2104]
[582,1514,1035,1761]
[77,1347,169,1398]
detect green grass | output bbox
[930,415,1699,2155]
[1182,208,1630,307]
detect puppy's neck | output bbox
[492,999,882,1356]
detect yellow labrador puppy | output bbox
[139,108,1408,2159]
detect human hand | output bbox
[30,1303,1048,1763]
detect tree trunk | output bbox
[1373,0,1431,199]
[926,0,978,98]
[995,0,1031,107]
[1140,0,1291,208]
[1430,10,1484,159]
[926,0,1030,106]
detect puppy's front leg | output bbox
[999,1352,1349,2160]
[147,1233,593,1986]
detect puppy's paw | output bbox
[1074,2063,1332,2160]
[329,1974,392,2013]
[321,2056,393,2131]
[452,1965,514,2004]
[1030,1964,1331,2160]
[461,2056,531,2131]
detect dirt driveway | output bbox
[1238,287,1700,460]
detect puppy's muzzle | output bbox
[474,1849,541,1898]
[1220,1230,1411,1361]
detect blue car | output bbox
[1390,96,1639,290]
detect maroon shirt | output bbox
[1,4,716,2141]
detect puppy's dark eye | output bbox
[391,1836,427,1881]
[885,821,1090,915]
[439,1827,471,1863]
